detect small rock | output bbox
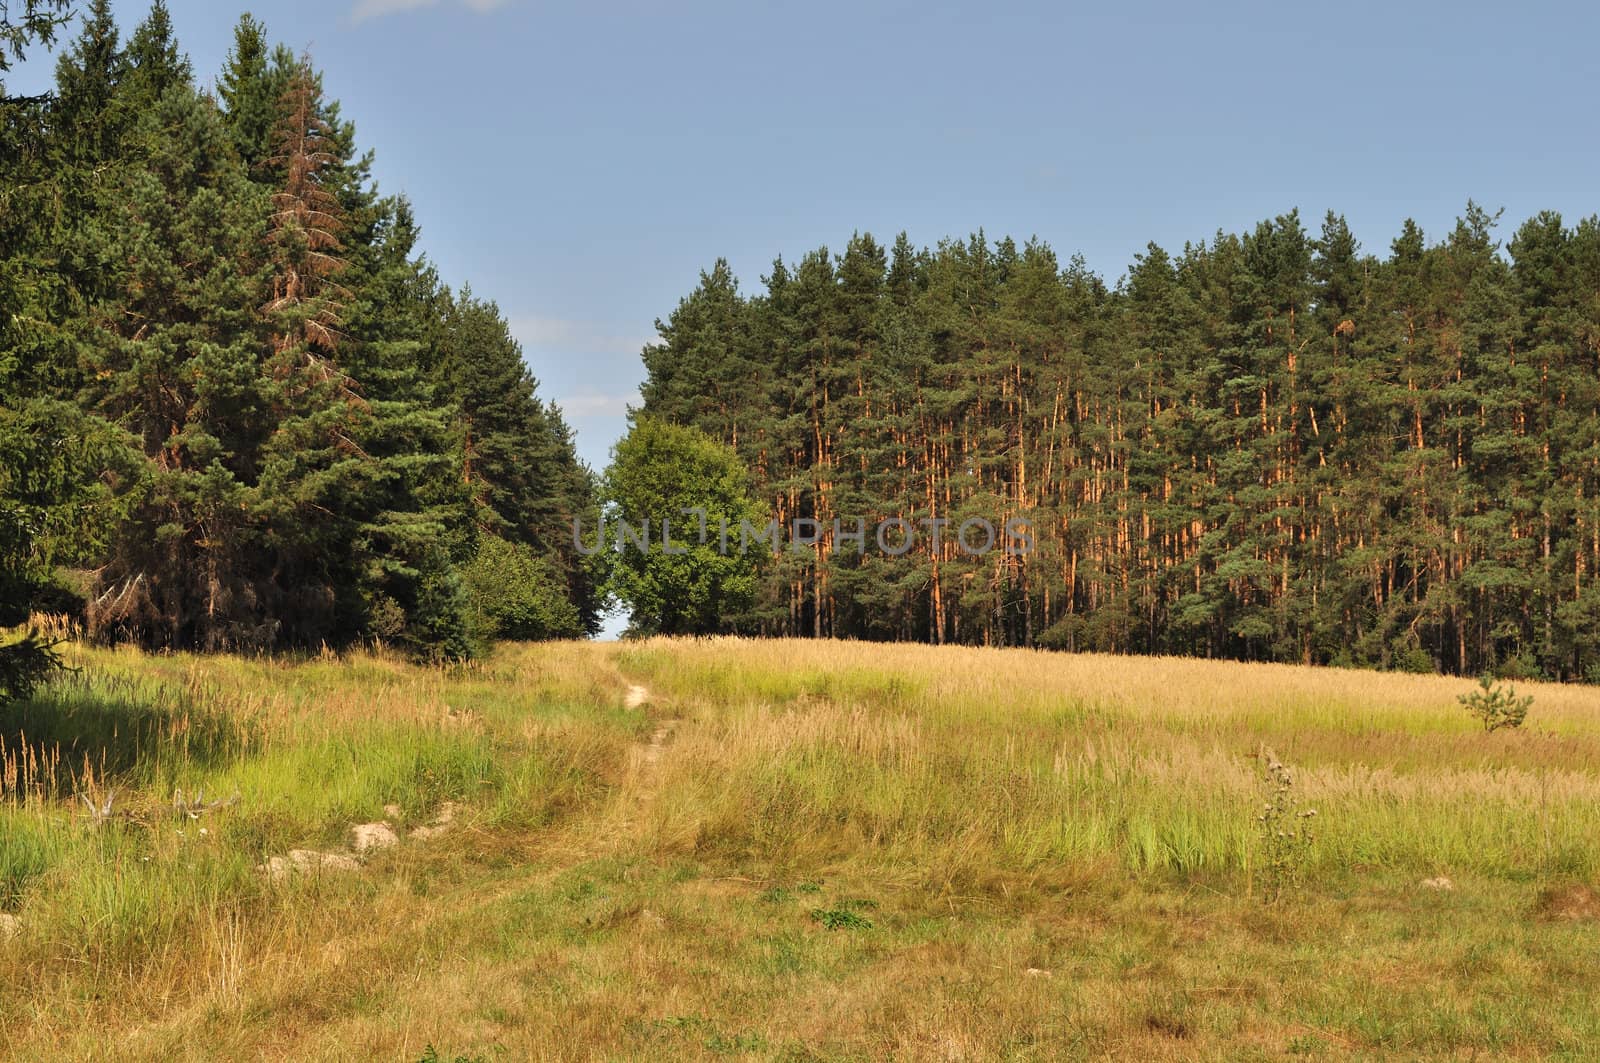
[294,849,359,872]
[261,849,360,881]
[382,804,403,820]
[1420,876,1455,892]
[408,801,458,841]
[351,822,399,852]
[0,913,20,940]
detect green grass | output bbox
[2,635,1600,1059]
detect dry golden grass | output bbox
[2,636,1599,1059]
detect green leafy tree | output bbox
[462,536,584,643]
[603,418,767,635]
[0,400,138,623]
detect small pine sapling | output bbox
[1458,675,1532,732]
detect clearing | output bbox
[2,638,1598,1060]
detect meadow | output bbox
[2,633,1598,1060]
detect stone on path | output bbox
[351,822,399,852]
[408,800,458,841]
[261,849,360,881]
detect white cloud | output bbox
[350,0,511,26]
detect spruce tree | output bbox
[0,0,72,74]
[216,13,280,171]
[83,83,270,648]
[121,0,188,109]
[432,287,601,636]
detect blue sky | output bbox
[12,0,1600,472]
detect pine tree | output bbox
[630,215,1600,677]
[639,260,756,447]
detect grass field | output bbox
[2,636,1599,1060]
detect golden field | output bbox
[2,636,1599,1060]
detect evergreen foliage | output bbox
[0,0,71,75]
[11,1,1600,676]
[636,211,1600,678]
[0,2,598,657]
[0,628,62,704]
[1458,676,1533,732]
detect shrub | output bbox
[1495,652,1545,681]
[1458,675,1532,732]
[1393,645,1436,675]
[462,535,584,642]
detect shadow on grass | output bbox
[1,671,254,798]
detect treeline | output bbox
[639,208,1600,679]
[1,1,600,657]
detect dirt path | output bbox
[638,718,677,771]
[474,677,678,907]
[605,683,679,846]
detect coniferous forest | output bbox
[638,211,1600,680]
[9,2,1600,681]
[1,1,601,657]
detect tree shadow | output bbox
[0,671,254,799]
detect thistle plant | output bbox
[1458,675,1532,732]
[1256,746,1316,904]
